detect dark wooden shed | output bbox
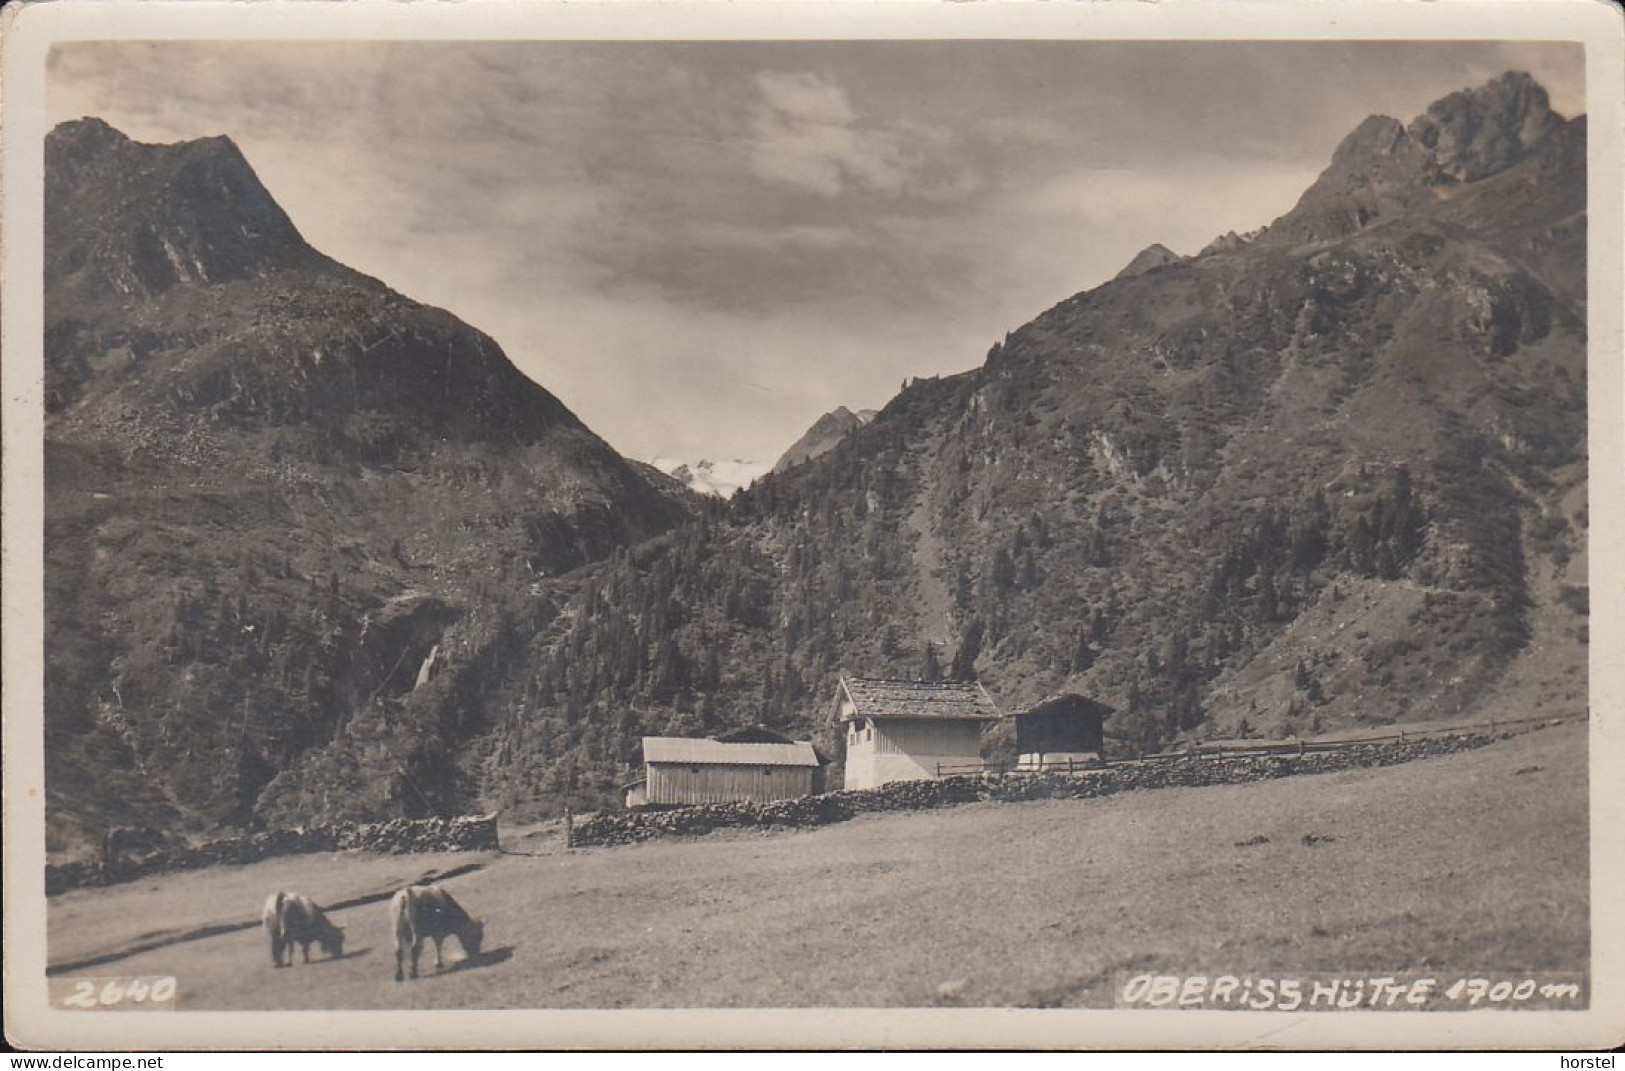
[1011,694,1112,768]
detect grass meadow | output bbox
[46,721,1586,1010]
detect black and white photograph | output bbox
[3,0,1621,1051]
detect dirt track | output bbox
[46,722,1587,1010]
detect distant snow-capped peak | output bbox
[649,456,768,499]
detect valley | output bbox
[40,70,1591,853]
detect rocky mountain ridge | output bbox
[772,406,880,473]
[463,69,1587,814]
[1113,243,1182,281]
[1265,71,1573,247]
[43,71,1589,841]
[43,119,691,851]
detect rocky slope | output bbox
[44,119,691,852]
[772,406,880,473]
[44,71,1589,837]
[467,71,1586,813]
[1113,243,1183,281]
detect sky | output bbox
[48,41,1583,466]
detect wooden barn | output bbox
[624,731,823,809]
[837,677,1002,790]
[1011,693,1111,770]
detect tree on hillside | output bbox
[949,619,985,681]
[1070,632,1095,673]
[921,641,943,684]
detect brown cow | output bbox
[262,891,345,967]
[390,884,484,981]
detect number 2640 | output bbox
[60,976,176,1009]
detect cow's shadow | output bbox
[309,947,372,965]
[445,946,514,974]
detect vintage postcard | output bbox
[3,0,1622,1051]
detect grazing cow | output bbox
[262,891,345,967]
[390,884,485,982]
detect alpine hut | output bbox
[624,731,823,809]
[1010,693,1111,770]
[836,677,1001,790]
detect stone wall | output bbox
[46,813,499,896]
[573,731,1510,848]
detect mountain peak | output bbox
[649,457,766,498]
[43,118,620,446]
[51,116,132,147]
[1113,243,1182,280]
[46,117,320,299]
[1408,70,1564,184]
[1262,72,1568,246]
[772,405,878,473]
[48,116,249,153]
[1328,115,1411,167]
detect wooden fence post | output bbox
[564,803,574,852]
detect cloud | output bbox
[1015,162,1321,239]
[687,221,869,253]
[755,71,858,126]
[747,70,914,197]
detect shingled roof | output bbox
[838,677,1002,722]
[712,725,798,745]
[1014,693,1115,722]
[641,737,821,767]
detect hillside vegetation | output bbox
[43,72,1588,842]
[43,120,693,848]
[467,72,1588,815]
